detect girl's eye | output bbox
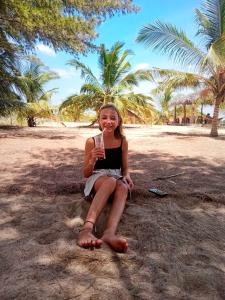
[100,115,117,121]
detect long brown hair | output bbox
[97,103,124,139]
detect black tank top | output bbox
[94,137,122,170]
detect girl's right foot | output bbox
[77,228,102,248]
[101,233,128,253]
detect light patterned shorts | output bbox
[84,169,123,197]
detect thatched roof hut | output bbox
[170,93,197,106]
[124,108,145,124]
[170,93,198,124]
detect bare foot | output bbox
[77,228,102,249]
[102,233,128,252]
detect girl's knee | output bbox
[116,180,128,196]
[104,177,117,191]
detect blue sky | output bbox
[36,0,202,107]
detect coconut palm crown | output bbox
[60,41,155,122]
[137,0,225,136]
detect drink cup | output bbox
[95,133,105,160]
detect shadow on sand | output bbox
[1,135,225,299]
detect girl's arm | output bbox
[121,137,134,190]
[83,138,96,178]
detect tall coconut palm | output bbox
[18,57,58,126]
[137,0,225,136]
[60,42,155,122]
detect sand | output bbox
[0,124,225,300]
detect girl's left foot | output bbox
[77,228,102,249]
[101,233,128,252]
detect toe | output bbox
[87,239,93,248]
[96,239,102,247]
[85,239,92,248]
[82,241,88,247]
[90,239,95,247]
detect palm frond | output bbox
[80,83,103,95]
[119,73,139,87]
[115,93,156,123]
[151,68,204,92]
[113,61,132,85]
[137,20,210,72]
[207,34,225,65]
[98,42,135,91]
[195,0,225,49]
[60,94,103,113]
[151,67,203,80]
[0,98,25,117]
[132,69,153,81]
[119,70,152,91]
[68,59,100,87]
[19,57,58,103]
[39,89,58,102]
[117,49,134,66]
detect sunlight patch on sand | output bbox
[0,227,20,241]
[36,255,54,265]
[64,216,83,228]
[0,216,14,225]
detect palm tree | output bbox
[18,57,58,126]
[0,42,25,117]
[137,0,225,136]
[151,87,174,124]
[195,88,214,123]
[60,42,155,122]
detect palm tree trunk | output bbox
[10,113,12,125]
[174,105,176,123]
[183,104,186,124]
[27,116,36,127]
[210,98,221,137]
[201,103,203,124]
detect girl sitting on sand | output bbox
[77,103,134,252]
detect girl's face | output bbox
[99,108,120,133]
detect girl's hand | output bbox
[90,147,105,163]
[123,174,134,190]
[96,147,105,160]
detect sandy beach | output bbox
[0,124,225,300]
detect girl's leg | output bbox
[101,180,128,252]
[77,176,117,248]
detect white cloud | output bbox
[134,63,150,71]
[52,67,78,79]
[67,87,79,94]
[132,81,156,96]
[36,44,56,56]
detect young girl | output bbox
[77,103,134,252]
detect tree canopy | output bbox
[0,0,138,118]
[0,0,139,55]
